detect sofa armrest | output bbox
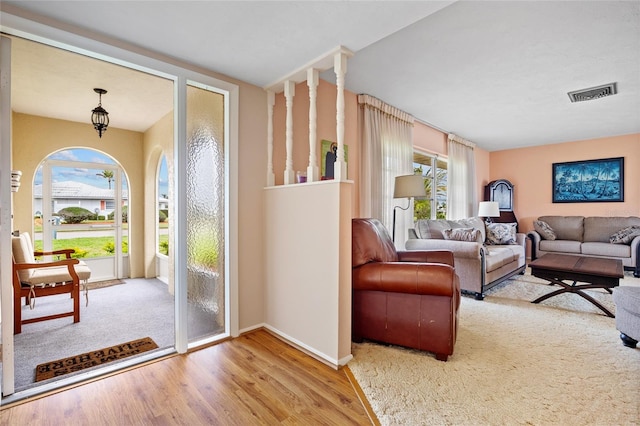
[527,231,541,260]
[353,262,457,297]
[405,238,482,260]
[397,250,454,267]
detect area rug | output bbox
[35,337,158,382]
[348,272,640,425]
[485,269,640,316]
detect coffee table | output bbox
[528,254,624,317]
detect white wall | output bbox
[264,181,353,367]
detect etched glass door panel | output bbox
[186,84,225,340]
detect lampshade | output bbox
[478,201,500,217]
[394,175,426,199]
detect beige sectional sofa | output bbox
[528,216,640,277]
[405,217,526,300]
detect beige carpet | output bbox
[348,271,640,426]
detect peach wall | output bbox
[12,113,145,278]
[272,79,359,216]
[490,133,640,234]
[412,121,491,213]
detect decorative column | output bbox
[334,52,348,181]
[306,68,319,182]
[284,80,296,185]
[266,90,275,186]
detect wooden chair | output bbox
[11,232,91,334]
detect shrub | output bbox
[159,240,169,255]
[70,247,88,258]
[103,240,128,254]
[103,241,115,254]
[57,207,94,224]
[159,210,167,223]
[107,205,129,223]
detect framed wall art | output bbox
[552,157,624,203]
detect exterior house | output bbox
[33,181,129,217]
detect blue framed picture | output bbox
[552,157,624,203]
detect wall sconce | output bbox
[91,88,109,138]
[393,174,426,242]
[11,170,22,193]
[478,201,500,223]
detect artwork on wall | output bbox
[321,139,348,179]
[552,157,624,203]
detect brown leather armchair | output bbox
[352,218,460,361]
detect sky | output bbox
[34,148,169,196]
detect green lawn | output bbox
[34,234,169,258]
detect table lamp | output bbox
[478,201,500,223]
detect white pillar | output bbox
[334,52,348,181]
[306,68,319,182]
[283,81,296,185]
[266,90,275,187]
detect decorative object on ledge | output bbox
[91,88,109,138]
[321,139,348,180]
[393,174,426,242]
[478,201,500,224]
[11,170,22,192]
[552,157,624,203]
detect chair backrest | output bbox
[12,232,36,281]
[352,218,399,268]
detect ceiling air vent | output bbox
[568,82,617,103]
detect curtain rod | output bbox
[414,117,449,135]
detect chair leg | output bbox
[14,293,22,334]
[73,283,80,323]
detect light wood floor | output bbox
[1,329,377,425]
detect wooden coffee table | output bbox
[528,254,624,317]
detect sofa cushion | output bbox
[584,217,640,243]
[414,217,486,241]
[609,225,640,245]
[415,219,461,239]
[443,227,483,243]
[455,216,486,242]
[582,242,631,258]
[538,216,584,241]
[534,220,556,240]
[484,246,520,272]
[539,240,582,254]
[485,222,517,245]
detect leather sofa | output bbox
[405,217,526,300]
[528,216,640,277]
[352,218,460,361]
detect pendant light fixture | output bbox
[91,88,109,138]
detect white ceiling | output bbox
[1,1,639,151]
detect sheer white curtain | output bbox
[446,134,477,219]
[358,95,414,246]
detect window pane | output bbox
[413,151,448,220]
[186,84,225,341]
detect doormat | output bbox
[35,337,158,382]
[85,279,126,290]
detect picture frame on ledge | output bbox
[321,139,348,180]
[552,157,624,203]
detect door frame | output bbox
[40,157,126,281]
[0,12,239,403]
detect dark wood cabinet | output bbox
[484,179,518,230]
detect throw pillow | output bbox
[609,225,640,245]
[485,222,517,245]
[442,227,483,243]
[534,220,556,240]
